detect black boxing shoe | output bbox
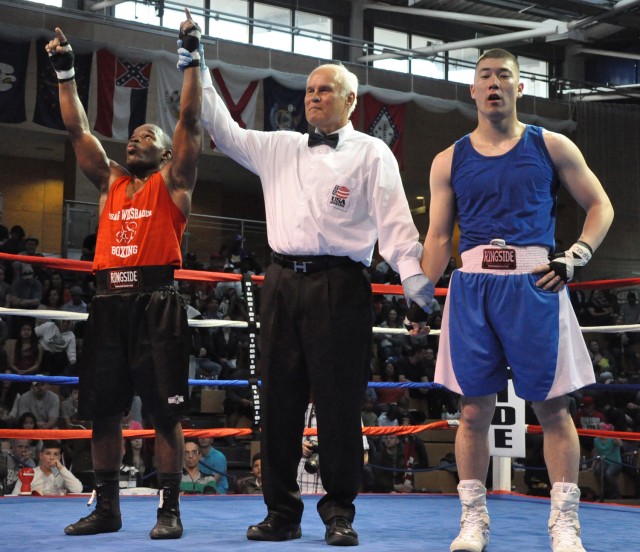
[246,513,302,541]
[325,515,359,546]
[64,483,122,536]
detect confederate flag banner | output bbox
[95,49,152,140]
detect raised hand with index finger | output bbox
[46,27,75,82]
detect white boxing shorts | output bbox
[434,242,594,402]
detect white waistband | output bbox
[459,244,550,275]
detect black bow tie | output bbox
[308,132,339,149]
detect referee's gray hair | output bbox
[310,62,359,117]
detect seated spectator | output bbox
[121,436,155,489]
[61,286,88,314]
[19,236,47,283]
[374,361,407,411]
[593,423,623,499]
[584,289,616,327]
[239,453,263,494]
[4,438,36,494]
[6,263,42,311]
[212,315,242,373]
[587,339,616,378]
[0,266,10,306]
[198,437,228,494]
[60,387,79,428]
[619,291,640,326]
[36,287,64,325]
[35,319,76,376]
[16,411,42,457]
[10,382,59,429]
[181,439,217,494]
[374,308,408,361]
[3,321,43,403]
[371,434,409,493]
[361,396,378,428]
[12,439,82,495]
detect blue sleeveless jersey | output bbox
[451,125,559,253]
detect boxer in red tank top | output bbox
[46,10,202,540]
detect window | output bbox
[519,55,549,98]
[24,0,61,6]
[293,10,332,59]
[410,35,445,80]
[162,0,205,34]
[448,47,479,85]
[253,3,292,52]
[372,27,409,74]
[115,1,161,26]
[209,0,250,44]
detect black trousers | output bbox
[259,262,372,524]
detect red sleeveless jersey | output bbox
[93,172,186,270]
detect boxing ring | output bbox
[1,252,640,550]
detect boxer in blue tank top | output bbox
[419,49,613,552]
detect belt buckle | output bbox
[292,260,308,273]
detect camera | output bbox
[304,444,320,474]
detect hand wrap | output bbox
[49,40,75,82]
[177,43,205,71]
[547,240,593,283]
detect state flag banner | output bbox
[208,67,259,149]
[155,56,183,137]
[361,94,406,169]
[263,77,307,133]
[95,49,152,140]
[0,39,29,124]
[33,38,92,130]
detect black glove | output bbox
[49,40,75,82]
[546,240,593,283]
[179,20,202,53]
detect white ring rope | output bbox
[3,306,640,335]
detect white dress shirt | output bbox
[201,69,423,282]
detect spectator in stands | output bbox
[584,289,616,327]
[35,318,76,376]
[62,286,88,314]
[6,263,42,312]
[80,227,97,262]
[17,411,41,457]
[371,434,409,493]
[240,453,263,494]
[574,395,606,430]
[374,360,407,411]
[397,346,429,414]
[4,438,36,494]
[374,308,408,361]
[587,339,617,379]
[361,396,378,428]
[0,266,10,306]
[19,236,47,283]
[122,436,155,489]
[212,315,242,374]
[60,387,79,428]
[3,321,43,398]
[10,382,59,429]
[36,287,64,325]
[12,440,82,495]
[181,439,217,494]
[593,423,623,499]
[198,437,228,494]
[619,291,640,326]
[0,225,26,259]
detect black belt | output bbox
[272,253,362,274]
[95,265,175,294]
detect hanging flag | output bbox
[33,38,92,130]
[361,94,406,169]
[212,68,259,130]
[155,56,183,137]
[262,77,307,133]
[0,39,29,124]
[95,49,152,140]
